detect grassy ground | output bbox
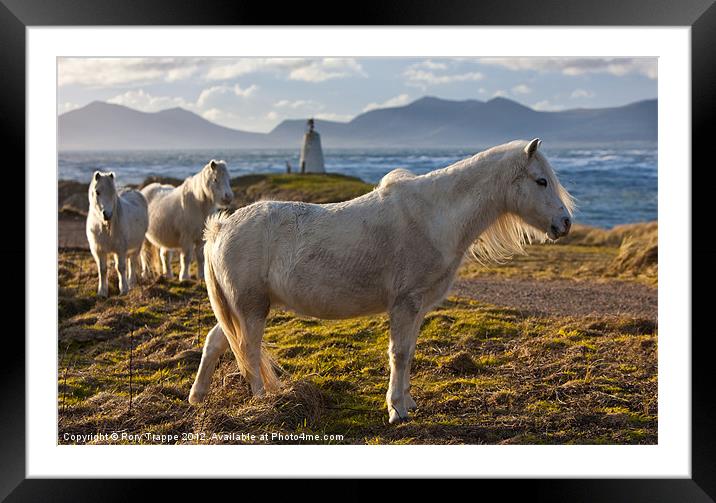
[58,247,657,445]
[58,173,657,445]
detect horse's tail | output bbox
[140,238,162,278]
[203,213,281,393]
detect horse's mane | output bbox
[469,213,543,265]
[376,168,415,191]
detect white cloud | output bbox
[314,112,353,122]
[362,94,411,112]
[412,60,448,71]
[196,84,258,108]
[58,57,204,87]
[288,58,366,82]
[201,108,242,125]
[492,90,509,98]
[274,99,323,110]
[570,88,595,99]
[233,84,258,97]
[204,58,299,80]
[511,84,532,95]
[404,64,484,88]
[59,57,366,87]
[205,57,365,82]
[479,57,657,80]
[107,89,192,112]
[532,100,564,111]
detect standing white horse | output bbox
[189,140,574,424]
[86,171,149,297]
[141,160,233,281]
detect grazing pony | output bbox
[141,160,233,281]
[189,140,574,424]
[86,171,149,297]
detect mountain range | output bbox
[58,96,657,150]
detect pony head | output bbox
[89,171,117,221]
[203,160,234,207]
[509,139,574,240]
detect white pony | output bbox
[189,140,574,424]
[141,160,233,281]
[86,171,149,297]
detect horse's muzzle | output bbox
[102,210,112,221]
[550,217,571,239]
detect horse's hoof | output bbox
[188,387,207,405]
[97,290,108,298]
[388,407,409,424]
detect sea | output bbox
[58,145,657,229]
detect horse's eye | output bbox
[536,178,547,187]
[96,190,101,196]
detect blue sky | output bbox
[58,57,657,133]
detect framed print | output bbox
[3,0,714,500]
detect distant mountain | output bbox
[59,96,657,151]
[58,101,270,150]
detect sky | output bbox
[58,57,657,133]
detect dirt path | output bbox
[451,276,657,320]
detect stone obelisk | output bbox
[299,118,325,174]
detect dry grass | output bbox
[611,231,658,277]
[561,221,657,248]
[58,249,657,445]
[461,221,657,286]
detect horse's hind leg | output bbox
[189,323,229,405]
[240,314,269,396]
[127,253,141,288]
[160,248,174,278]
[386,298,423,424]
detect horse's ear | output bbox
[108,172,115,179]
[93,171,101,181]
[210,160,217,170]
[525,138,541,159]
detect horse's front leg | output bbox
[92,250,108,297]
[386,298,423,424]
[189,323,229,405]
[194,240,205,280]
[114,251,129,295]
[179,245,194,282]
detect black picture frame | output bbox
[3,0,713,500]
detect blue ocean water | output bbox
[58,146,657,229]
